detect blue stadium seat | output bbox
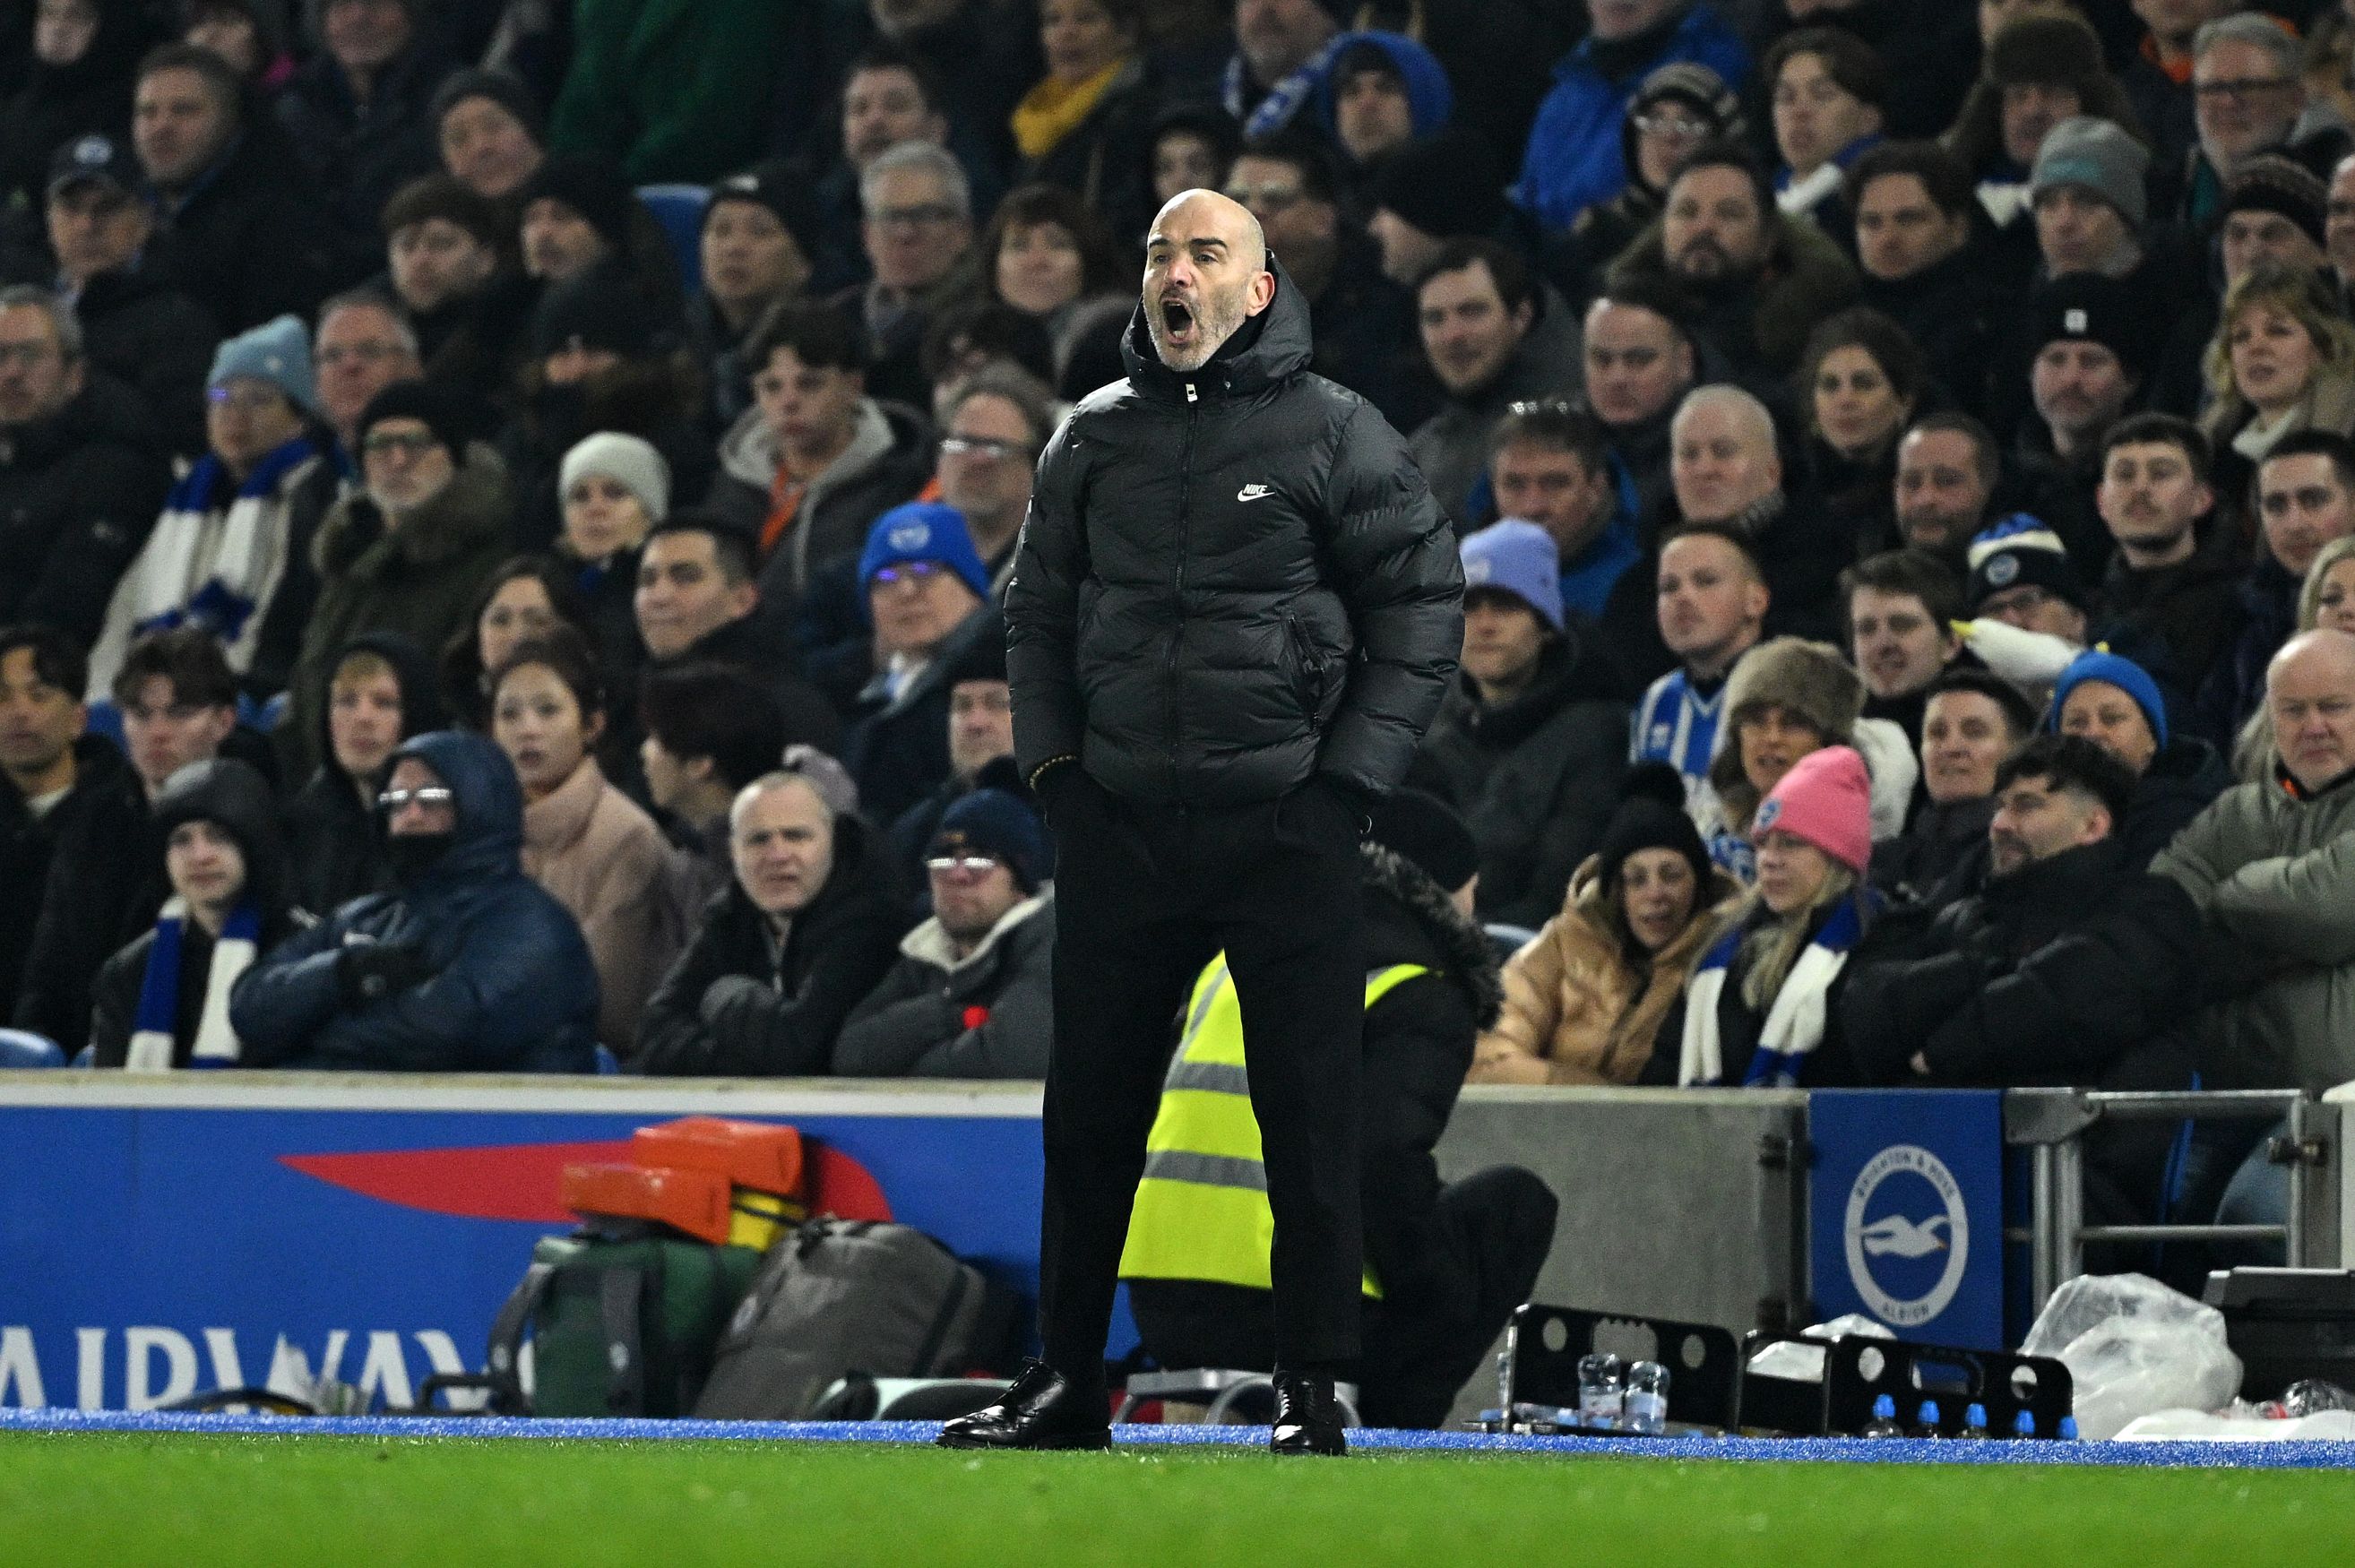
[70,1045,93,1067]
[83,697,125,754]
[592,1044,620,1075]
[636,184,710,293]
[0,1030,66,1068]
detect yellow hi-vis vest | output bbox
[1116,954,1428,1299]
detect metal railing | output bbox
[2005,1088,2338,1313]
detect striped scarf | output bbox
[124,898,260,1071]
[1678,897,1864,1089]
[1224,33,1350,139]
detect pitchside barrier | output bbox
[0,1073,2342,1415]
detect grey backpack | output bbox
[690,1219,1016,1419]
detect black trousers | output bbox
[1039,780,1366,1379]
[1129,1167,1560,1428]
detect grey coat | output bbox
[832,892,1054,1078]
[2152,771,2355,1091]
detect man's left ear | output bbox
[1247,268,1277,315]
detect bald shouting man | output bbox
[944,191,1462,1455]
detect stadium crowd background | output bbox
[5,0,2355,1283]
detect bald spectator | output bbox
[1630,521,1769,799]
[2156,629,2355,1093]
[1604,139,1858,383]
[1668,383,1846,644]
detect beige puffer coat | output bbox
[1470,854,1741,1085]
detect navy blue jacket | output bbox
[230,731,599,1072]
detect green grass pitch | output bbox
[3,1432,2350,1566]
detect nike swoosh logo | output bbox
[1238,484,1273,502]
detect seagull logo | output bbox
[1238,484,1274,502]
[1858,1213,1951,1259]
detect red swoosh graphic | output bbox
[280,1140,892,1223]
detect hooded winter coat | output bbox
[1005,259,1463,807]
[1414,630,1632,929]
[282,447,513,777]
[0,374,171,648]
[708,395,934,605]
[2152,767,2355,1092]
[520,754,687,1055]
[634,813,908,1076]
[88,757,306,1065]
[833,889,1055,1079]
[280,630,446,918]
[1471,853,1741,1085]
[229,729,600,1072]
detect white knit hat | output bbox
[558,431,669,523]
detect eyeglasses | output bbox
[363,429,443,458]
[2194,76,2294,102]
[926,854,1002,876]
[1633,112,1712,141]
[377,786,454,812]
[870,202,959,229]
[939,435,1031,461]
[872,560,948,587]
[1506,398,1578,418]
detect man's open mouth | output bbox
[1160,297,1195,340]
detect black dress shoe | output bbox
[936,1360,1111,1450]
[1270,1373,1347,1456]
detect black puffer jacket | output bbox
[1006,263,1462,806]
[634,814,908,1077]
[0,374,171,647]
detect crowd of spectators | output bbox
[2,1,2355,1243]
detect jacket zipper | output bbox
[1167,383,1198,782]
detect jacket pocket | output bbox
[1282,615,1329,719]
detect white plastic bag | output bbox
[1744,1314,1894,1383]
[2022,1273,2244,1440]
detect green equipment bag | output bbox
[480,1229,763,1417]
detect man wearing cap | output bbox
[2029,116,2154,287]
[274,0,459,270]
[2091,412,2246,716]
[285,382,508,771]
[515,153,635,290]
[836,788,1055,1079]
[1513,0,1750,236]
[12,132,218,459]
[1967,520,2092,651]
[1418,520,1629,928]
[1365,126,1509,289]
[2018,272,2157,514]
[694,163,821,431]
[2052,646,2231,869]
[956,188,1459,1456]
[380,173,505,366]
[130,43,333,333]
[0,286,173,650]
[840,502,996,822]
[85,314,335,703]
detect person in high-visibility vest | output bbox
[1120,789,1558,1428]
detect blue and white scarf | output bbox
[1224,33,1350,139]
[124,898,260,1071]
[1678,897,1865,1089]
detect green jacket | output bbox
[2152,771,2355,1091]
[548,0,795,184]
[282,452,513,777]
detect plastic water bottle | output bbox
[2283,1379,2355,1417]
[1622,1361,1669,1435]
[1912,1399,1944,1438]
[2057,1415,2079,1441]
[1860,1393,1904,1437]
[2011,1409,2037,1440]
[1960,1403,1989,1439]
[1576,1352,1626,1431]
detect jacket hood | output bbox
[1117,252,1314,401]
[311,629,448,786]
[1316,33,1453,142]
[152,756,291,918]
[391,728,522,885]
[1361,841,1502,1029]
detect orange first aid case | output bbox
[560,1118,811,1248]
